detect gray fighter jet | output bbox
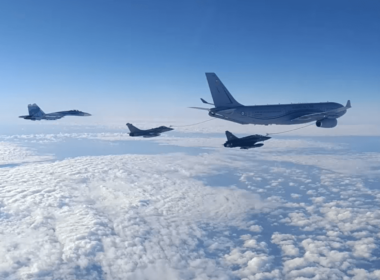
[126,123,173,138]
[191,73,351,128]
[223,131,271,149]
[19,104,91,121]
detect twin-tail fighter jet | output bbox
[223,131,271,149]
[127,123,173,138]
[191,73,351,128]
[19,104,91,121]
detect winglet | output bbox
[346,100,351,108]
[201,98,214,105]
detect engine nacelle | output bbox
[316,118,337,128]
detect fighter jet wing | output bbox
[44,114,64,120]
[291,100,351,122]
[143,134,160,138]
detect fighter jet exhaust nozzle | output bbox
[316,118,337,128]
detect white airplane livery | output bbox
[191,73,351,128]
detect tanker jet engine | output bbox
[19,104,91,121]
[190,73,351,128]
[223,131,271,149]
[126,123,173,138]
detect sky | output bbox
[0,0,379,133]
[1,2,380,278]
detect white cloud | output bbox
[347,238,377,259]
[224,248,280,280]
[1,133,380,279]
[1,130,347,152]
[0,152,275,279]
[261,153,380,177]
[271,233,300,257]
[348,269,380,280]
[249,225,263,233]
[0,141,53,166]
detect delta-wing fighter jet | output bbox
[126,123,173,138]
[19,104,91,121]
[191,73,351,128]
[223,131,271,149]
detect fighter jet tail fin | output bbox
[28,104,45,117]
[126,123,141,132]
[225,131,238,141]
[205,73,242,108]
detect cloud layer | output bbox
[0,141,53,166]
[1,134,379,279]
[0,152,273,279]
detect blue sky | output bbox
[0,0,379,125]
